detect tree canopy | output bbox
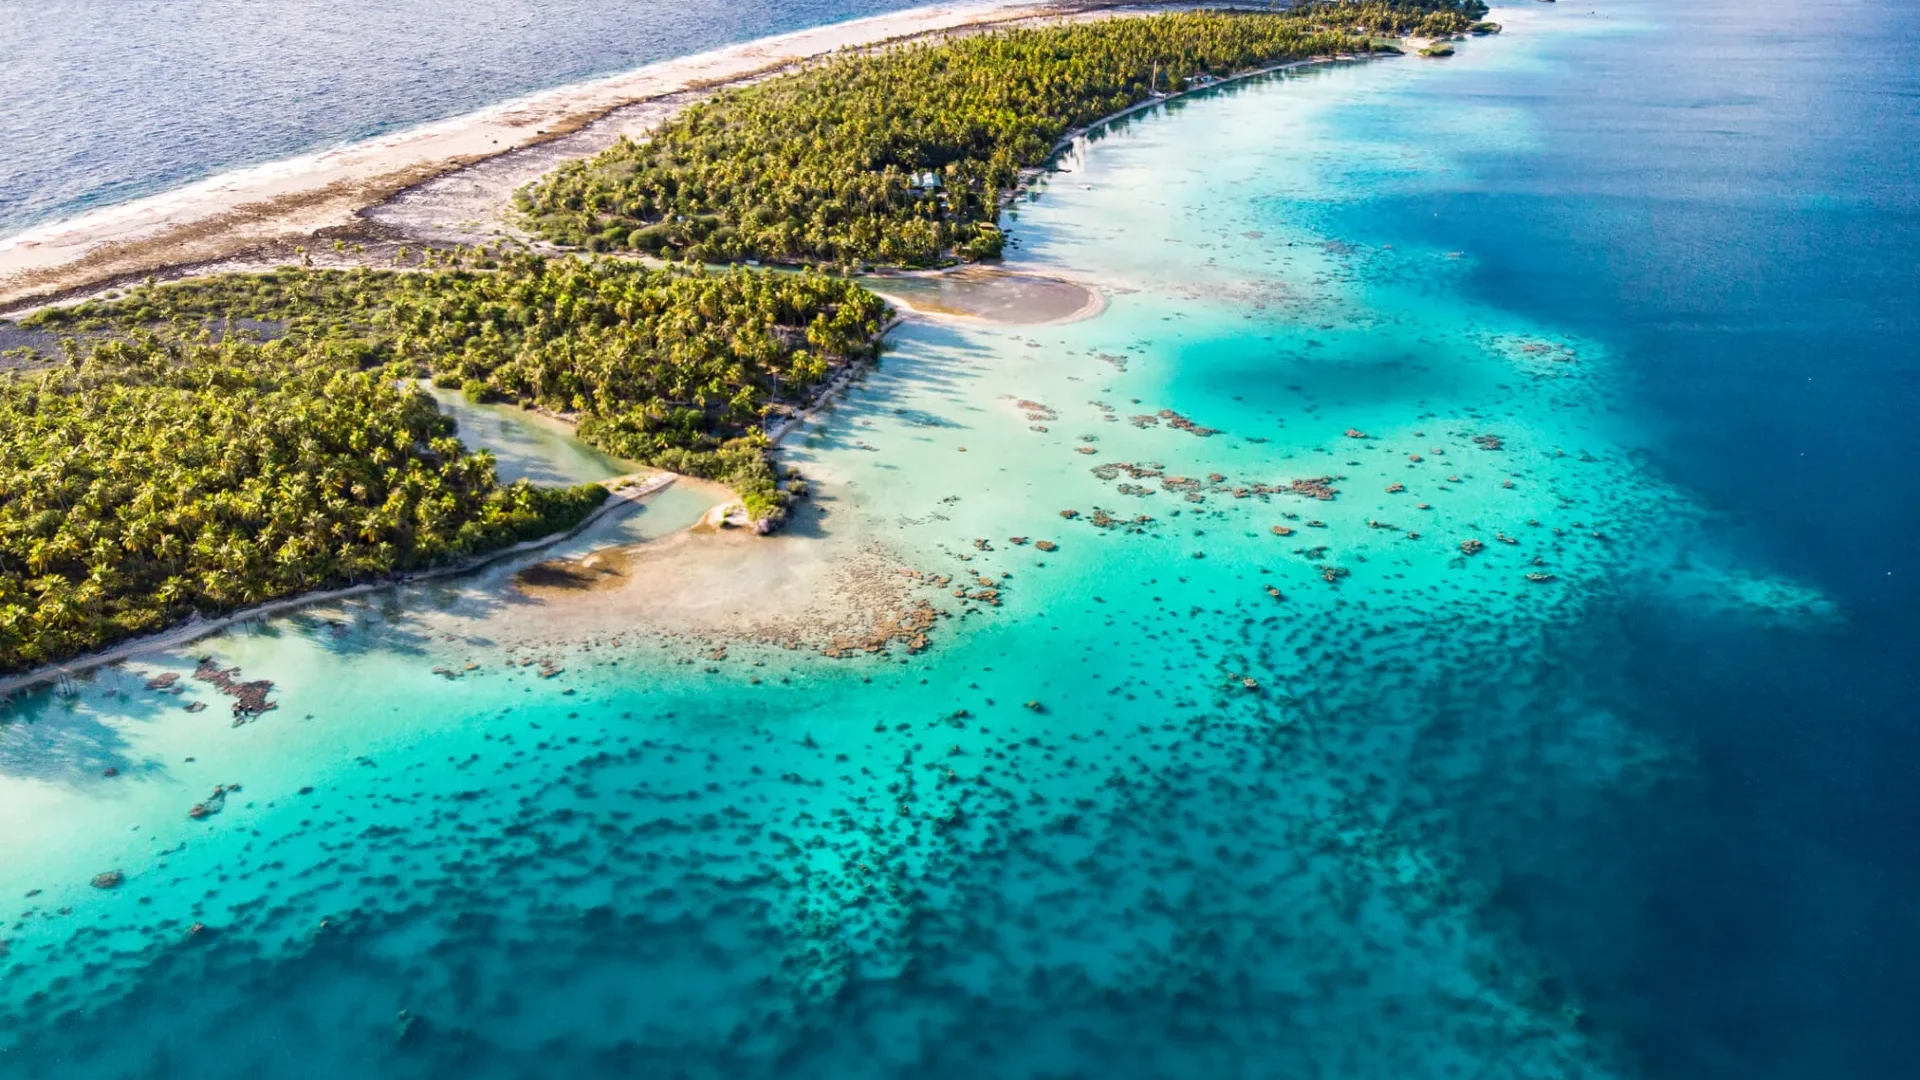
[515,2,1486,267]
[26,255,886,465]
[4,255,888,671]
[0,336,607,671]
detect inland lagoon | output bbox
[3,1,1917,1078]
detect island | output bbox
[518,3,1488,268]
[0,257,883,673]
[0,0,1489,677]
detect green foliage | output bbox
[0,336,609,672]
[515,2,1485,267]
[649,433,787,523]
[6,255,888,670]
[25,255,889,460]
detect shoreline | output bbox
[769,315,907,447]
[0,0,1128,312]
[1031,49,1384,187]
[0,471,677,701]
[0,11,1413,696]
[0,0,1338,313]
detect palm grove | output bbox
[516,2,1487,267]
[1,1,1484,674]
[1,259,883,671]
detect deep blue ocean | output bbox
[2,1,1917,1078]
[1387,2,1920,1074]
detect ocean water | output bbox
[4,1,1918,1078]
[0,0,934,238]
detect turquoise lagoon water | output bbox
[5,2,1918,1077]
[425,385,638,487]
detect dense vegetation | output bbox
[516,1,1486,268]
[0,337,607,671]
[5,256,888,672]
[25,255,888,503]
[0,3,1493,672]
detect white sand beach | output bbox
[0,0,1105,308]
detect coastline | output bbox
[769,316,906,446]
[1024,49,1384,192]
[0,471,677,701]
[0,8,1412,696]
[0,0,1359,313]
[0,0,1118,311]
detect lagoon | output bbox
[425,385,637,487]
[2,2,1917,1078]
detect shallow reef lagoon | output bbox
[0,0,935,238]
[5,0,1919,1076]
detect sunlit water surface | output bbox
[4,2,1918,1078]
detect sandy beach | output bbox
[0,0,1122,311]
[0,0,1367,689]
[866,268,1108,324]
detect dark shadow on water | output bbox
[0,665,194,786]
[789,323,996,461]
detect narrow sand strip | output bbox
[0,0,1109,309]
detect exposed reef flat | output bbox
[500,493,978,660]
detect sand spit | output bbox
[0,0,1132,310]
[502,496,979,659]
[868,267,1106,324]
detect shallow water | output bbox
[4,2,1917,1078]
[425,385,638,487]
